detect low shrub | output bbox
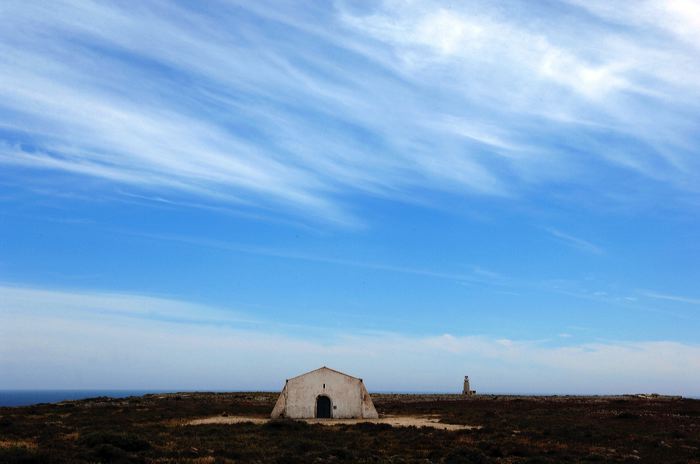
[263,419,308,431]
[79,431,151,452]
[0,446,51,464]
[444,447,490,464]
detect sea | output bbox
[0,390,161,407]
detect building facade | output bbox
[270,366,379,419]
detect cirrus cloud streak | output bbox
[0,0,699,225]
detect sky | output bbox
[1,0,699,395]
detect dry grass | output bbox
[0,439,37,450]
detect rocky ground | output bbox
[1,392,698,463]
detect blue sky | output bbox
[1,0,699,395]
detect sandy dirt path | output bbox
[186,415,477,431]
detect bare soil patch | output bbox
[187,414,477,430]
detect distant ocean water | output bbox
[0,390,160,407]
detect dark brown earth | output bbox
[1,392,699,463]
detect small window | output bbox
[323,383,325,389]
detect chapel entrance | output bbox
[316,395,331,418]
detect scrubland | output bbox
[1,392,698,463]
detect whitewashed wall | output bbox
[271,367,378,419]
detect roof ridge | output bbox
[287,366,361,381]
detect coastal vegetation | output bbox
[1,392,699,463]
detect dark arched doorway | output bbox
[316,395,331,418]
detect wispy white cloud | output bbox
[0,0,698,226]
[1,284,698,394]
[338,0,700,184]
[643,291,700,306]
[118,231,502,286]
[545,228,604,255]
[564,0,700,53]
[0,283,258,327]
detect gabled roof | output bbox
[287,366,362,382]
